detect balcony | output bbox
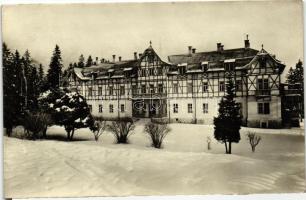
[282,89,301,96]
[256,89,271,96]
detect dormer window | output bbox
[201,61,209,71]
[224,59,235,71]
[178,63,187,74]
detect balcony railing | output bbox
[256,89,271,96]
[282,89,301,96]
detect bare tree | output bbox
[207,136,211,150]
[247,132,261,152]
[108,120,135,144]
[93,120,107,141]
[144,122,170,149]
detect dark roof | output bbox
[168,48,259,65]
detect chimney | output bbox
[188,46,192,55]
[192,48,196,54]
[112,55,116,62]
[134,52,138,60]
[217,43,224,52]
[244,34,250,48]
[139,53,143,58]
[119,56,122,62]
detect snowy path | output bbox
[4,122,305,197]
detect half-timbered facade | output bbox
[65,38,298,128]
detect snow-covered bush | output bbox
[38,88,95,141]
[144,122,170,149]
[108,118,135,144]
[247,132,261,153]
[23,111,52,139]
[92,120,107,141]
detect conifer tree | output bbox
[38,64,44,82]
[77,54,85,68]
[86,55,93,67]
[214,78,242,154]
[47,45,63,90]
[286,60,304,118]
[3,44,23,135]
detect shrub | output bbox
[39,89,95,141]
[23,112,52,139]
[108,120,135,144]
[144,122,170,148]
[92,120,107,141]
[207,136,212,150]
[247,132,261,152]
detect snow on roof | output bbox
[186,69,203,73]
[224,59,236,63]
[74,68,90,80]
[178,63,188,67]
[123,67,133,71]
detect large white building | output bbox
[65,38,300,128]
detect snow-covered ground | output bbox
[4,120,305,198]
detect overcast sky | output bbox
[2,1,303,75]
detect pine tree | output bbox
[77,54,85,68]
[38,64,44,82]
[47,45,63,90]
[286,60,304,118]
[214,78,242,154]
[3,44,23,136]
[286,67,295,84]
[86,55,93,67]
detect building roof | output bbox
[168,48,259,65]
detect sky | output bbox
[2,0,304,76]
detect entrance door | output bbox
[149,103,156,117]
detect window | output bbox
[236,80,242,91]
[141,69,146,77]
[88,105,92,113]
[141,85,146,94]
[120,86,125,95]
[179,66,186,74]
[149,68,154,76]
[150,84,155,93]
[202,82,208,92]
[219,81,225,92]
[132,85,137,95]
[173,83,178,93]
[258,78,269,90]
[157,67,163,75]
[187,83,193,93]
[203,103,208,113]
[98,87,102,96]
[188,103,193,113]
[99,105,103,113]
[202,64,208,71]
[258,103,270,114]
[173,103,178,113]
[88,87,93,96]
[120,104,125,113]
[225,63,234,71]
[158,84,163,93]
[109,86,113,95]
[109,104,114,113]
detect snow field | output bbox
[4,120,305,197]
